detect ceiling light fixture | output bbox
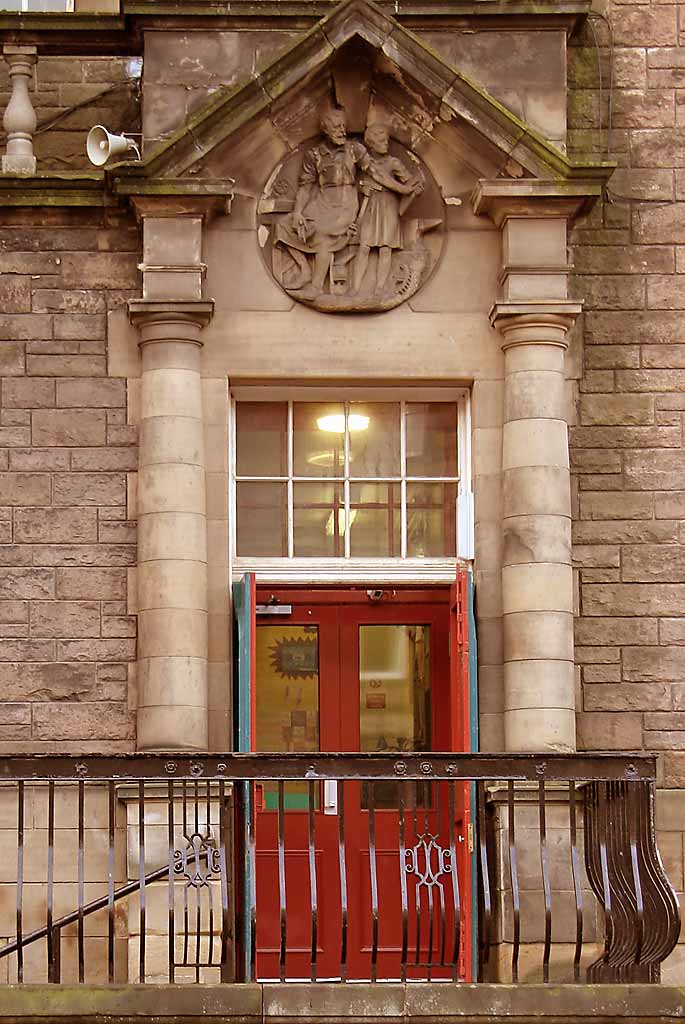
[317,413,369,433]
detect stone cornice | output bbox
[0,172,109,206]
[0,2,591,55]
[489,301,583,348]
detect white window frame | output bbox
[18,0,74,10]
[229,385,473,584]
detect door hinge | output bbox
[467,822,474,853]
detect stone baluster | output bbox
[2,46,37,175]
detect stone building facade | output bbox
[0,0,683,991]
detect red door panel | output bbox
[253,584,471,981]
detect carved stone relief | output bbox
[257,107,444,313]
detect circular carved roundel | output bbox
[257,117,445,314]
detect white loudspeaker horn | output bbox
[86,125,141,167]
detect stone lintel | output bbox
[128,299,215,335]
[472,179,607,227]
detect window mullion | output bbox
[344,402,350,559]
[287,401,294,558]
[400,400,407,559]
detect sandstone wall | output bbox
[0,207,141,752]
[567,0,685,968]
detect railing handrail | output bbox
[0,751,657,783]
[0,853,179,961]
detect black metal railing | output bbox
[0,753,679,985]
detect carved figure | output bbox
[259,105,444,313]
[352,123,423,295]
[273,108,367,299]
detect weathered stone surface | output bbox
[579,491,653,520]
[30,601,101,639]
[0,473,50,506]
[584,683,673,712]
[583,583,685,616]
[31,410,106,447]
[661,619,685,645]
[624,450,685,489]
[0,569,54,600]
[55,567,127,600]
[577,711,644,750]
[579,394,654,426]
[623,545,685,582]
[14,508,97,544]
[56,378,126,408]
[623,646,685,682]
[55,638,136,662]
[52,473,126,507]
[0,662,127,702]
[31,702,134,740]
[2,378,55,408]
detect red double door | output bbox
[251,582,472,981]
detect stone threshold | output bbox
[1,984,685,1023]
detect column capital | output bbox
[490,301,582,351]
[128,299,214,347]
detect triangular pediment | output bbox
[112,0,612,194]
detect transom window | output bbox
[231,394,471,565]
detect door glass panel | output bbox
[256,624,320,809]
[359,625,431,808]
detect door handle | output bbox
[323,780,338,815]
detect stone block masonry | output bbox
[0,205,141,753]
[568,2,685,781]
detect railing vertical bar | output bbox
[448,781,461,982]
[47,781,55,982]
[338,779,348,983]
[182,781,190,967]
[16,780,24,984]
[108,780,116,985]
[308,780,318,983]
[436,780,446,971]
[194,780,201,983]
[218,780,231,982]
[477,780,492,974]
[248,781,257,983]
[168,780,175,984]
[412,780,421,966]
[508,780,520,984]
[368,780,378,983]
[138,780,146,984]
[539,782,552,983]
[207,781,215,969]
[568,782,583,982]
[77,779,85,984]
[278,779,287,983]
[598,782,613,968]
[629,783,645,969]
[398,781,409,983]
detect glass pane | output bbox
[293,402,345,477]
[236,481,287,557]
[359,625,431,809]
[349,402,400,477]
[256,624,319,809]
[293,482,345,557]
[406,482,457,557]
[236,401,288,477]
[349,482,401,557]
[405,403,458,478]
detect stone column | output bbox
[129,300,214,751]
[491,304,579,753]
[2,46,37,175]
